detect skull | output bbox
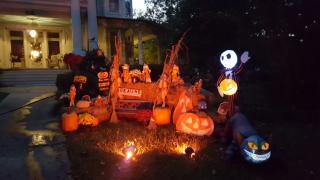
[220,50,238,69]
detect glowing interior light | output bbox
[31,50,40,59]
[220,50,238,69]
[29,30,37,38]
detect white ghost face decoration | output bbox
[220,50,238,69]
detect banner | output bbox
[118,88,142,97]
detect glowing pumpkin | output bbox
[76,100,91,108]
[61,111,79,132]
[218,79,238,96]
[153,107,171,125]
[79,113,99,126]
[97,71,108,79]
[176,112,214,136]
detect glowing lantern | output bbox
[29,29,37,38]
[220,50,238,69]
[218,79,238,96]
[61,111,79,132]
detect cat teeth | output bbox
[244,149,271,162]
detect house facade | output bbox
[0,0,161,69]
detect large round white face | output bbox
[220,50,238,69]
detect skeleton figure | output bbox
[69,84,76,107]
[142,64,152,83]
[217,50,250,116]
[158,74,169,107]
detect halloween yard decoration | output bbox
[109,35,122,123]
[122,64,132,83]
[79,113,99,127]
[142,64,152,83]
[217,50,250,116]
[69,84,76,107]
[158,74,169,108]
[176,112,214,136]
[97,69,110,96]
[173,89,193,124]
[224,111,271,163]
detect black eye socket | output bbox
[227,54,231,59]
[221,56,224,60]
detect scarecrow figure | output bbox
[216,50,250,116]
[69,84,76,107]
[142,64,152,83]
[121,64,131,83]
[158,74,169,107]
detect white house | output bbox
[0,0,162,69]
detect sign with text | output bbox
[118,88,142,97]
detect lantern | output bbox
[61,111,79,132]
[176,112,214,136]
[29,29,37,38]
[218,79,238,96]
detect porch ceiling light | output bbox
[29,29,37,38]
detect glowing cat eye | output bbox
[248,142,258,150]
[261,142,269,150]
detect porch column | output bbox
[87,0,98,50]
[23,31,30,68]
[71,0,83,55]
[42,31,48,68]
[138,31,143,65]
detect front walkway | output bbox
[0,86,71,180]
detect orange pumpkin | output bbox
[218,78,238,96]
[97,71,108,79]
[76,100,91,108]
[153,107,171,125]
[173,91,194,124]
[176,112,214,136]
[61,111,79,132]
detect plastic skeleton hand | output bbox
[240,51,250,64]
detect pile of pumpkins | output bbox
[61,96,111,132]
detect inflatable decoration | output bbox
[218,78,238,96]
[240,135,271,164]
[173,90,193,124]
[176,112,214,136]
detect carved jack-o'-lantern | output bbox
[176,112,214,136]
[218,78,238,96]
[61,111,79,132]
[98,71,108,79]
[173,91,194,124]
